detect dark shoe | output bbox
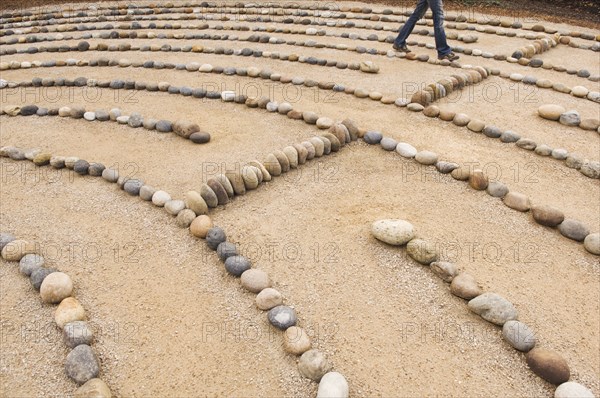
[438,52,459,61]
[393,43,411,53]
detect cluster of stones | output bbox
[0,99,209,144]
[409,65,489,107]
[360,136,599,255]
[489,69,600,104]
[557,36,600,52]
[187,218,349,397]
[415,102,600,179]
[1,3,599,397]
[0,21,478,49]
[1,9,596,86]
[0,39,379,74]
[370,219,596,397]
[2,1,598,45]
[0,234,111,397]
[507,35,597,81]
[0,137,352,395]
[538,104,600,132]
[0,23,473,67]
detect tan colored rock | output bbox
[74,378,112,398]
[225,171,246,196]
[450,273,481,299]
[189,215,213,238]
[256,288,283,310]
[184,191,208,215]
[469,169,488,190]
[40,272,73,304]
[284,326,312,355]
[248,160,272,182]
[1,239,37,261]
[503,192,531,212]
[55,297,86,328]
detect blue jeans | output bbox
[394,0,451,57]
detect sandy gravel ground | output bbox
[0,1,599,397]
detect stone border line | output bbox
[0,91,358,217]
[1,1,598,45]
[360,133,600,256]
[7,77,591,254]
[0,12,594,78]
[2,18,597,85]
[0,39,382,75]
[558,36,600,52]
[417,103,600,180]
[369,218,596,398]
[2,65,597,182]
[0,149,350,397]
[0,234,112,396]
[493,70,599,104]
[538,104,600,133]
[0,102,210,144]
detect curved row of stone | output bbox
[0,39,381,74]
[1,1,598,44]
[3,63,595,185]
[196,223,349,397]
[0,147,350,397]
[494,70,599,104]
[0,101,209,144]
[409,103,600,179]
[2,72,597,250]
[0,234,112,397]
[559,37,600,52]
[0,21,479,48]
[4,18,595,84]
[370,218,596,397]
[361,133,600,255]
[538,104,600,132]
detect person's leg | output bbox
[394,0,429,47]
[427,0,452,57]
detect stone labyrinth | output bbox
[0,1,599,397]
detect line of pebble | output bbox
[417,103,600,179]
[0,21,478,49]
[1,1,598,44]
[3,16,596,84]
[2,62,595,183]
[3,61,596,182]
[2,73,598,249]
[0,234,112,397]
[494,69,599,103]
[538,104,600,133]
[558,36,600,52]
[194,223,349,398]
[369,218,596,398]
[0,147,350,397]
[361,134,600,255]
[2,88,598,394]
[0,39,381,74]
[0,102,210,144]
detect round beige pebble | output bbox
[1,239,37,261]
[40,272,73,304]
[55,297,86,328]
[284,326,312,355]
[256,288,283,310]
[189,215,213,238]
[241,269,271,293]
[538,104,566,121]
[74,378,112,398]
[584,233,600,255]
[316,117,334,129]
[453,113,471,126]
